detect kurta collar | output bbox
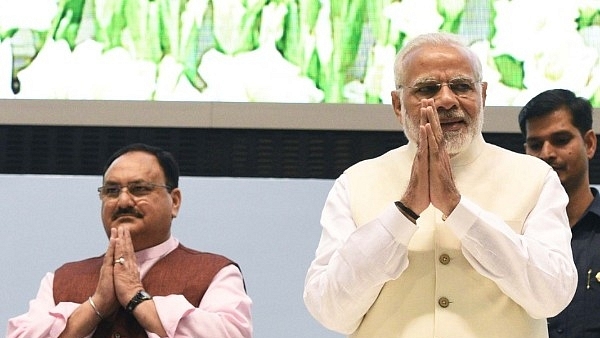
[134,236,179,264]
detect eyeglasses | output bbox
[398,79,480,99]
[97,182,172,199]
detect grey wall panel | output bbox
[1,174,342,338]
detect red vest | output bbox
[53,244,237,338]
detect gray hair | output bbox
[393,32,483,86]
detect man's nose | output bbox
[539,141,556,160]
[116,187,136,206]
[434,84,460,110]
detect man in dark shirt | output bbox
[519,88,600,337]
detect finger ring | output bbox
[114,257,125,265]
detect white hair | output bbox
[393,32,483,87]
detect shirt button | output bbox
[439,253,450,265]
[114,334,121,338]
[438,297,450,308]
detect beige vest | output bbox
[345,135,551,338]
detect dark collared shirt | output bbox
[549,187,600,337]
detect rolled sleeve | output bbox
[154,264,252,338]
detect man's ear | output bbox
[391,90,403,125]
[481,82,488,107]
[584,129,597,160]
[170,188,182,218]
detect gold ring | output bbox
[114,257,125,265]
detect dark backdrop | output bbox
[2,125,600,183]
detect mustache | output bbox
[546,160,563,171]
[437,108,467,120]
[111,207,143,221]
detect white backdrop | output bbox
[1,174,343,338]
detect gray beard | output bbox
[401,106,484,156]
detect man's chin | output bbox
[444,130,475,154]
[445,140,467,156]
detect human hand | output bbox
[91,229,121,316]
[112,226,144,307]
[422,101,460,215]
[401,99,460,216]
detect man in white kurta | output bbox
[303,32,577,338]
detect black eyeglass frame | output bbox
[396,79,481,99]
[97,182,172,199]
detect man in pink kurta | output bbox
[7,143,252,337]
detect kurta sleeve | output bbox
[6,272,92,338]
[446,170,577,318]
[152,264,252,338]
[303,174,417,334]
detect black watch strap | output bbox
[126,290,152,313]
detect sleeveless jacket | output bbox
[53,244,236,338]
[345,135,552,338]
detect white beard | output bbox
[401,101,484,156]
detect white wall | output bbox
[1,174,343,338]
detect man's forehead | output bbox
[526,118,577,140]
[404,43,469,61]
[527,109,575,127]
[403,45,476,79]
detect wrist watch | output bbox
[126,290,152,313]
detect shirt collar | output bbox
[584,187,600,217]
[134,236,179,264]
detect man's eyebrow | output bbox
[525,136,541,143]
[102,179,146,184]
[411,75,474,84]
[526,130,573,141]
[408,77,437,86]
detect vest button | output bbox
[439,253,450,265]
[438,297,450,308]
